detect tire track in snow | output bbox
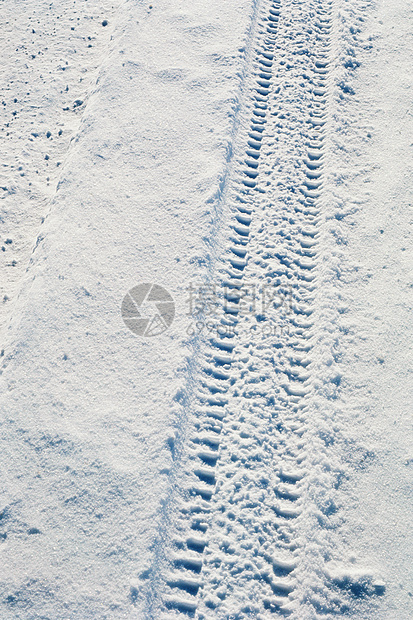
[146,0,341,617]
[192,3,335,617]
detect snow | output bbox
[0,0,412,618]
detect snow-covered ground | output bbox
[0,0,412,618]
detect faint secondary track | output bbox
[144,0,350,618]
[0,0,122,349]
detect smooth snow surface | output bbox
[0,0,412,618]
